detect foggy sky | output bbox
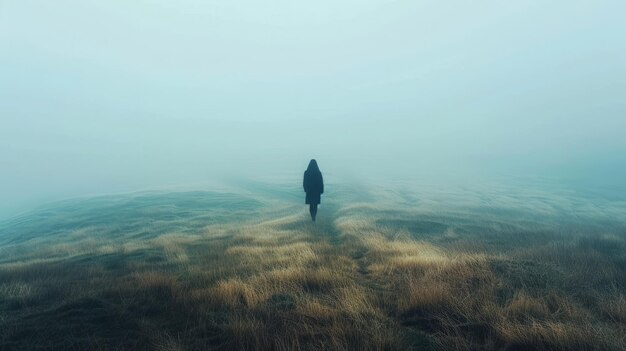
[1,0,625,218]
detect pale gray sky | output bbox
[1,0,625,218]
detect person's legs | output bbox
[310,204,318,221]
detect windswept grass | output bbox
[0,186,625,350]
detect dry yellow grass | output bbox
[600,294,626,322]
[212,278,267,307]
[505,291,551,320]
[328,210,626,350]
[497,321,598,348]
[1,191,625,351]
[225,242,318,268]
[297,299,338,320]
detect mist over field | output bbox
[1,1,626,350]
[2,0,626,218]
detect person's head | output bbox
[307,159,319,171]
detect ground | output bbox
[1,181,625,350]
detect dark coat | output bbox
[303,163,324,205]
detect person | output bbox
[303,159,324,221]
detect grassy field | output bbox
[0,181,625,350]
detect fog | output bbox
[1,0,625,219]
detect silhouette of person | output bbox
[303,159,324,221]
